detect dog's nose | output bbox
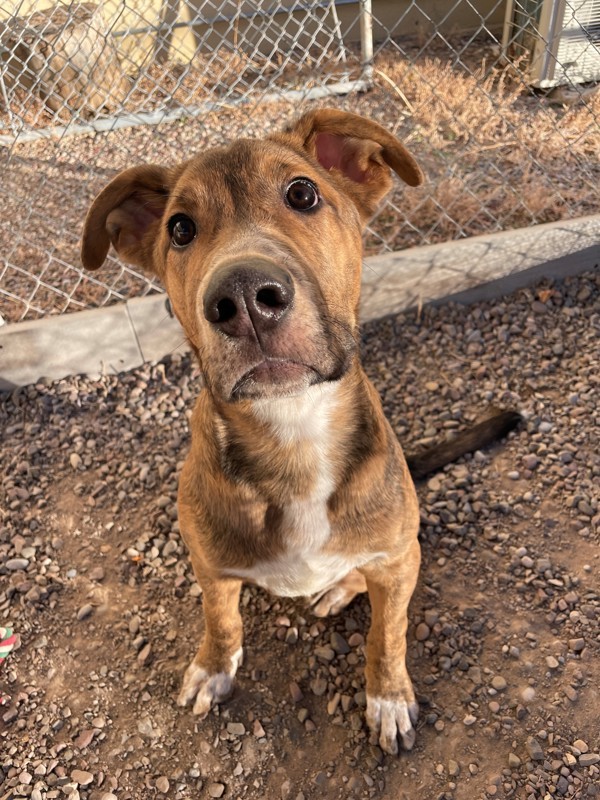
[203,262,294,338]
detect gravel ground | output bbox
[1,268,599,800]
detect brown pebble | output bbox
[76,604,93,621]
[73,728,95,749]
[415,622,430,641]
[289,681,303,703]
[71,769,94,786]
[137,643,152,665]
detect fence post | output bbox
[359,0,374,82]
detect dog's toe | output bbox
[177,662,208,706]
[310,569,367,617]
[311,584,353,617]
[177,648,243,713]
[178,665,236,714]
[366,695,419,755]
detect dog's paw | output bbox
[309,570,367,617]
[366,694,419,755]
[177,648,243,718]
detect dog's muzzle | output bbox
[203,259,294,339]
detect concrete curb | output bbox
[1,214,599,391]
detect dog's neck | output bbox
[250,381,340,446]
[202,363,377,502]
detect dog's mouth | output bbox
[231,359,324,400]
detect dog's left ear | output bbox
[281,108,424,222]
[81,165,175,272]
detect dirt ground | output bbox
[1,268,599,800]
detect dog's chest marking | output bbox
[225,384,369,596]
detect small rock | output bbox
[73,728,95,749]
[76,604,94,621]
[546,656,559,670]
[208,783,225,798]
[253,720,266,738]
[314,646,335,661]
[522,454,539,470]
[448,760,460,776]
[285,627,298,644]
[3,706,18,723]
[310,677,328,696]
[526,738,544,761]
[227,722,245,736]
[289,682,303,703]
[579,754,600,767]
[330,632,350,655]
[491,675,507,691]
[327,693,341,716]
[137,643,152,665]
[71,770,94,786]
[573,739,589,753]
[415,623,430,641]
[5,558,29,571]
[129,615,141,635]
[568,638,585,652]
[70,453,82,470]
[155,777,170,793]
[508,753,521,768]
[564,685,578,702]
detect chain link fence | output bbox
[1,0,599,323]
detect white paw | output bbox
[177,648,243,718]
[366,694,418,754]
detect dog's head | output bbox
[81,109,422,402]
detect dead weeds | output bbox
[2,36,599,320]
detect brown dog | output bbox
[81,109,517,754]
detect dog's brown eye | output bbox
[168,214,196,247]
[286,179,320,211]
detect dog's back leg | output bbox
[309,569,368,617]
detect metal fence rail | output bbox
[1,0,599,323]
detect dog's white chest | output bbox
[227,385,356,596]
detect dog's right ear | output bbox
[81,165,173,272]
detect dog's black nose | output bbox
[203,262,294,338]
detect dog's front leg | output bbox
[362,540,421,755]
[177,574,243,718]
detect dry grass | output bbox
[361,41,600,253]
[1,35,599,321]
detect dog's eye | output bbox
[285,179,320,211]
[168,214,196,247]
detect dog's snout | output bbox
[203,262,294,338]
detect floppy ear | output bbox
[81,165,173,272]
[280,108,424,222]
